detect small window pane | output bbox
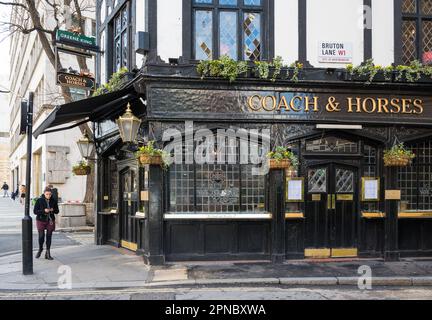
[220,0,237,5]
[308,168,327,193]
[243,12,261,61]
[422,20,432,64]
[115,16,121,35]
[336,169,354,193]
[122,7,128,28]
[195,10,213,60]
[115,38,121,71]
[421,0,432,14]
[402,20,417,64]
[195,0,213,3]
[122,31,128,67]
[244,0,261,5]
[402,0,417,13]
[219,11,238,59]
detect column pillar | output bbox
[384,165,400,261]
[269,169,286,263]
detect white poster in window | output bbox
[318,41,353,63]
[287,179,304,202]
[364,179,379,201]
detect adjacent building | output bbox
[35,0,432,264]
[8,1,95,202]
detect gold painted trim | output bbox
[164,213,273,220]
[286,177,305,202]
[304,248,331,259]
[362,211,386,219]
[361,177,380,202]
[337,194,353,201]
[121,240,138,252]
[285,212,305,219]
[399,212,432,219]
[331,248,358,258]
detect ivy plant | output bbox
[289,62,304,83]
[93,67,129,97]
[197,55,248,82]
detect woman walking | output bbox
[19,185,26,205]
[33,188,59,260]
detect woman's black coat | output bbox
[33,196,59,222]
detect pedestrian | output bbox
[1,182,9,198]
[47,185,59,203]
[33,188,59,260]
[19,185,26,205]
[11,186,19,201]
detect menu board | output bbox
[287,178,304,202]
[362,178,380,201]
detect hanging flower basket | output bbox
[267,146,299,170]
[72,162,91,176]
[383,143,415,167]
[139,154,162,165]
[269,159,292,169]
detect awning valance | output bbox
[33,84,139,138]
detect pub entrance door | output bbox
[119,167,140,252]
[305,162,358,258]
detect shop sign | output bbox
[57,72,95,90]
[318,41,353,63]
[55,30,98,51]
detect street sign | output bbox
[57,72,95,91]
[55,30,98,52]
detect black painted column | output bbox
[384,166,400,261]
[269,169,286,263]
[143,164,165,265]
[298,0,312,67]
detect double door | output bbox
[119,167,139,251]
[305,163,358,258]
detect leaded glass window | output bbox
[308,168,327,193]
[111,3,131,73]
[401,0,432,64]
[398,139,432,211]
[193,0,266,61]
[169,138,265,213]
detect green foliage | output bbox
[72,160,90,170]
[383,143,415,161]
[135,141,170,170]
[93,67,129,96]
[289,62,304,83]
[347,59,432,83]
[254,56,284,82]
[267,146,299,168]
[197,55,248,82]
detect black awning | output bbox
[33,85,138,138]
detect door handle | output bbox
[332,194,336,210]
[327,194,333,210]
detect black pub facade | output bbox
[35,0,432,264]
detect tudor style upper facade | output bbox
[96,0,431,83]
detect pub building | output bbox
[34,0,432,264]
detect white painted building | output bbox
[8,1,96,202]
[96,0,419,84]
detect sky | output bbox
[0,5,10,133]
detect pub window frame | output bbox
[167,137,267,214]
[108,2,132,75]
[186,0,274,61]
[400,0,432,64]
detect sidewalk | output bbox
[1,241,432,291]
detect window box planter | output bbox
[393,72,432,84]
[301,68,345,82]
[344,71,392,83]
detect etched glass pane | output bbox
[306,137,358,153]
[243,12,261,61]
[170,164,195,213]
[122,7,128,28]
[402,20,417,64]
[195,10,213,60]
[220,0,237,5]
[244,0,261,5]
[308,168,327,193]
[115,15,121,35]
[115,38,121,71]
[403,0,417,13]
[220,11,238,59]
[241,165,265,212]
[336,169,354,193]
[421,0,432,14]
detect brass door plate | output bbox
[312,194,321,201]
[121,240,138,252]
[337,194,353,201]
[141,191,149,201]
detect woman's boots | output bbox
[35,248,43,259]
[45,250,53,260]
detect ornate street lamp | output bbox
[116,103,142,143]
[77,131,95,160]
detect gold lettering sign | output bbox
[247,95,425,115]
